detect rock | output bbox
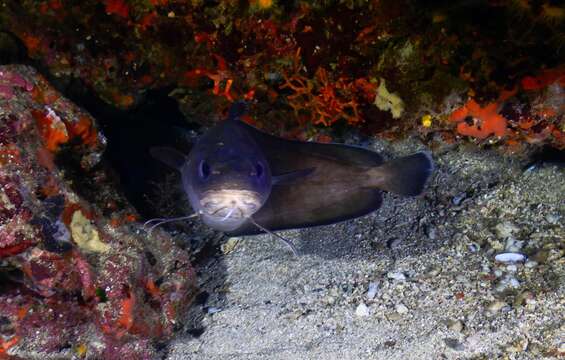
[444,338,465,351]
[387,272,407,281]
[452,192,467,206]
[221,237,241,254]
[557,342,565,355]
[206,307,222,314]
[367,282,378,300]
[395,303,409,314]
[514,291,535,307]
[495,221,519,238]
[355,303,370,317]
[488,300,510,313]
[495,275,521,293]
[447,319,465,333]
[495,253,527,263]
[504,237,524,252]
[545,213,560,224]
[506,337,529,353]
[0,65,196,358]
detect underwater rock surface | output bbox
[0,65,196,359]
[1,0,563,148]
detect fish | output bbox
[150,102,434,254]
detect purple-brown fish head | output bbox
[182,121,272,231]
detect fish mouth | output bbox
[200,189,262,221]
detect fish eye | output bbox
[255,162,264,178]
[199,160,210,179]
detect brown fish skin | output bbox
[226,120,433,236]
[152,102,433,237]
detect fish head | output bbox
[182,121,271,231]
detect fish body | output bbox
[151,103,434,236]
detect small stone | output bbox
[395,303,409,314]
[495,221,519,238]
[387,272,406,281]
[506,264,518,272]
[367,282,378,300]
[221,237,241,254]
[206,307,222,314]
[557,342,565,355]
[545,213,560,224]
[525,260,538,268]
[452,192,466,206]
[495,275,521,293]
[468,242,480,253]
[531,250,549,264]
[506,337,529,353]
[355,303,370,317]
[514,291,534,307]
[504,237,524,252]
[424,225,437,240]
[495,253,527,263]
[488,300,509,313]
[386,237,402,249]
[447,319,465,333]
[444,338,465,351]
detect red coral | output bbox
[281,66,369,126]
[450,99,508,139]
[521,67,565,91]
[104,0,130,19]
[32,108,69,151]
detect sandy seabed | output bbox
[166,139,564,360]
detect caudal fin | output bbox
[377,152,434,196]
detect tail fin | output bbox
[377,152,434,196]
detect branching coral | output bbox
[280,50,375,126]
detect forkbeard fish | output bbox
[150,102,434,255]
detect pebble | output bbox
[514,291,535,307]
[504,237,524,252]
[206,307,222,314]
[444,338,465,351]
[506,337,529,353]
[495,275,521,293]
[506,264,518,272]
[468,242,480,253]
[545,213,560,224]
[487,300,509,313]
[367,282,378,300]
[221,237,241,254]
[495,221,519,238]
[355,303,370,317]
[495,253,527,263]
[451,192,467,206]
[425,225,437,240]
[447,319,465,333]
[387,272,406,281]
[395,303,409,314]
